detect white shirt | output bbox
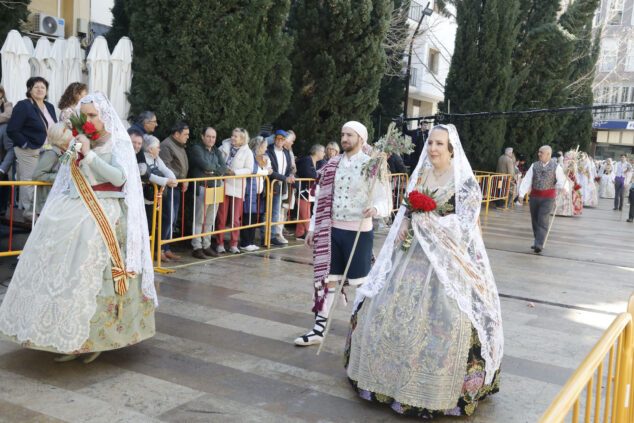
[274,146,286,175]
[518,161,567,198]
[615,161,632,178]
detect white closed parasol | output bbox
[109,37,133,121]
[48,38,67,108]
[31,37,52,81]
[86,36,110,94]
[64,36,83,88]
[1,30,32,104]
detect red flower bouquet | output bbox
[594,177,601,182]
[405,189,437,213]
[68,112,103,146]
[573,183,581,191]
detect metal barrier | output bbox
[0,180,52,257]
[267,178,314,247]
[539,294,634,422]
[390,173,409,214]
[154,174,270,270]
[474,171,513,215]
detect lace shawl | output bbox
[45,92,158,306]
[355,124,503,384]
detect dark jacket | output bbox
[129,122,147,135]
[402,124,427,173]
[267,144,293,195]
[7,99,57,149]
[159,136,189,180]
[188,143,227,187]
[295,155,317,196]
[387,153,407,175]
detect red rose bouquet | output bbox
[68,112,104,146]
[594,177,601,182]
[405,189,437,214]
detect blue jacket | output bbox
[7,99,57,150]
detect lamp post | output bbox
[403,1,433,122]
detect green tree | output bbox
[279,0,393,153]
[105,0,129,51]
[0,0,31,80]
[126,0,292,141]
[553,0,601,154]
[371,0,408,139]
[440,0,521,170]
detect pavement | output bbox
[0,198,632,422]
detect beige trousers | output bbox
[14,146,41,218]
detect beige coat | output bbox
[219,142,254,199]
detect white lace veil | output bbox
[46,92,158,306]
[355,124,503,383]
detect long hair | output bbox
[58,82,87,110]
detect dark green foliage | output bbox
[0,0,31,80]
[371,0,407,139]
[279,0,393,154]
[441,0,521,170]
[105,0,129,51]
[126,0,292,142]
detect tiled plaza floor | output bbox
[0,198,632,422]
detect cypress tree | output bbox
[371,0,408,139]
[504,0,574,159]
[280,0,393,153]
[0,0,31,80]
[126,0,292,141]
[105,0,130,51]
[440,0,521,170]
[553,0,601,154]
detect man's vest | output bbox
[332,152,371,221]
[531,159,557,198]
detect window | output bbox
[626,41,634,72]
[428,49,439,74]
[410,67,418,87]
[607,0,623,25]
[599,38,619,72]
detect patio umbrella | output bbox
[22,35,35,76]
[109,37,133,121]
[31,37,52,81]
[64,36,83,88]
[1,30,31,104]
[48,38,67,109]
[86,36,110,95]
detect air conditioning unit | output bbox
[32,13,65,38]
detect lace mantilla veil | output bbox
[355,124,503,383]
[46,92,158,305]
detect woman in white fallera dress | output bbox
[599,159,615,199]
[577,153,598,208]
[0,93,157,362]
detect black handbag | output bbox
[143,161,165,201]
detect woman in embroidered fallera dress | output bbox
[0,93,157,363]
[577,152,598,208]
[599,159,616,199]
[345,124,503,418]
[555,151,582,216]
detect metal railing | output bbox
[389,173,409,214]
[539,294,634,422]
[474,171,513,215]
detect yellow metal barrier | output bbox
[154,174,270,270]
[474,171,513,215]
[267,178,314,246]
[539,294,634,422]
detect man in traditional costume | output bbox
[0,93,157,362]
[294,121,391,346]
[518,145,567,253]
[613,154,632,211]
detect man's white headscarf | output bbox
[343,121,368,145]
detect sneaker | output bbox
[277,235,288,244]
[515,201,522,206]
[271,238,285,246]
[627,218,633,222]
[245,244,260,252]
[216,245,226,254]
[296,234,306,240]
[229,246,241,254]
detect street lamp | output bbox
[403,1,433,122]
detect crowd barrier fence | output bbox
[539,294,634,422]
[0,171,512,263]
[474,171,513,215]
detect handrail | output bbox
[539,293,634,422]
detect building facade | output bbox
[592,0,634,159]
[404,0,457,128]
[26,0,113,42]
